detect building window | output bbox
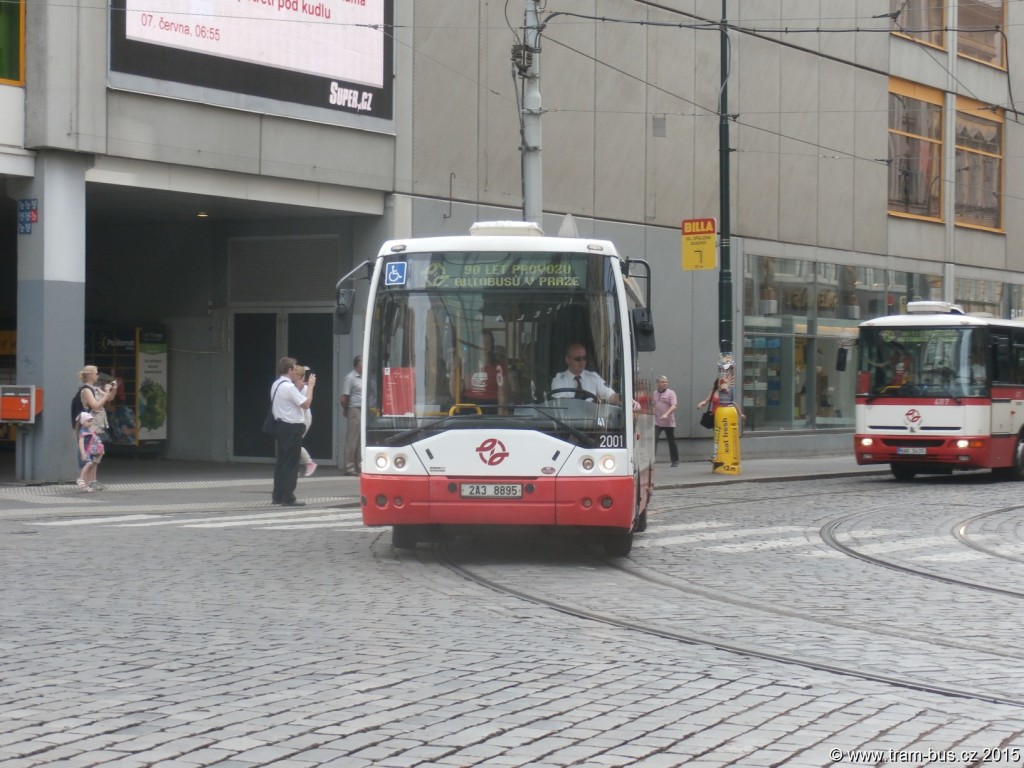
[955,101,1003,229]
[891,0,943,47]
[958,0,1004,67]
[0,0,23,84]
[888,80,943,220]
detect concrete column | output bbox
[8,150,92,482]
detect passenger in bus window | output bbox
[869,345,913,387]
[462,330,505,411]
[971,352,986,384]
[550,342,620,404]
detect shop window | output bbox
[888,81,943,220]
[890,0,943,47]
[743,257,942,432]
[0,0,23,83]
[955,102,1002,229]
[958,0,1004,67]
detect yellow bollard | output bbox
[713,403,741,475]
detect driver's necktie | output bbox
[575,375,584,400]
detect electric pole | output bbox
[718,1,733,355]
[518,0,543,225]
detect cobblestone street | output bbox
[2,461,1024,767]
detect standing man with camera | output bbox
[339,355,363,475]
[271,356,316,506]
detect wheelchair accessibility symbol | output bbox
[385,262,407,286]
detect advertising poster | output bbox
[109,0,394,123]
[136,328,169,443]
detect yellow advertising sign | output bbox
[681,218,717,271]
[713,403,741,475]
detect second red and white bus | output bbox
[849,301,1024,480]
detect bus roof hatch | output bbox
[906,301,965,315]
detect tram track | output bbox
[821,509,1024,600]
[953,506,1024,565]
[428,538,1024,710]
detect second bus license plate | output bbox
[460,483,523,499]
[897,447,927,455]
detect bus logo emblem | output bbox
[476,438,509,466]
[905,409,922,424]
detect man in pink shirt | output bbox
[653,375,679,467]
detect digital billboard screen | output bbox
[109,0,393,125]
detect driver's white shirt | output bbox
[550,369,616,400]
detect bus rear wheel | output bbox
[890,464,916,482]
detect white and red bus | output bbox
[848,301,1024,481]
[338,221,657,554]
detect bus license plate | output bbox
[460,483,523,499]
[897,447,927,455]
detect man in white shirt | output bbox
[271,356,316,506]
[339,355,363,475]
[550,342,620,404]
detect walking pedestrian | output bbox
[653,375,679,467]
[340,355,363,475]
[271,357,316,506]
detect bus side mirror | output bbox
[632,307,655,352]
[334,288,356,335]
[836,347,847,372]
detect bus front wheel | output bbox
[994,435,1024,480]
[604,530,633,557]
[890,464,916,482]
[392,525,419,550]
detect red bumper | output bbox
[361,474,635,530]
[854,434,1011,470]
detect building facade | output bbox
[1,0,1021,479]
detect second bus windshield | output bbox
[858,326,988,397]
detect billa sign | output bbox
[681,217,717,271]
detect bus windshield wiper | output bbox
[385,415,462,446]
[527,405,598,448]
[931,386,961,404]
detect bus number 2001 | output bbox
[599,434,625,448]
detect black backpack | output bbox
[71,385,88,428]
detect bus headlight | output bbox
[956,439,969,449]
[394,454,407,469]
[859,438,874,447]
[374,453,390,470]
[600,455,616,472]
[581,457,595,471]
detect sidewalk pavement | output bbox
[0,449,886,499]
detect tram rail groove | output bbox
[953,506,1024,565]
[606,552,1024,662]
[821,511,1024,600]
[431,540,1024,710]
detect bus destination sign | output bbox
[386,253,590,290]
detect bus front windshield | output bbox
[857,326,988,397]
[365,251,626,446]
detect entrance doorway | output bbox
[232,311,335,461]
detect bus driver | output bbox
[550,342,621,404]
